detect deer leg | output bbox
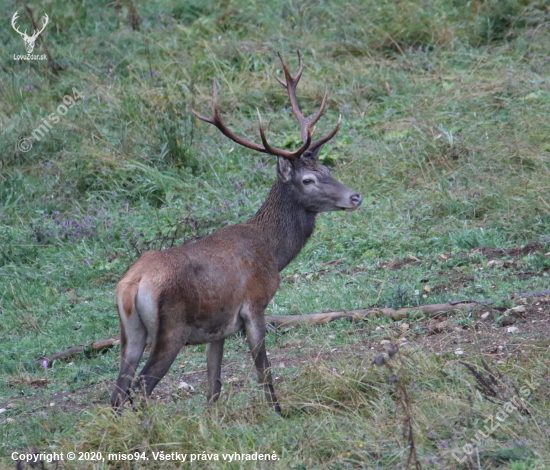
[243,314,281,414]
[133,323,188,399]
[207,339,225,403]
[111,315,147,410]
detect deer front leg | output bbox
[207,339,225,403]
[243,313,281,414]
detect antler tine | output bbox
[192,80,312,160]
[275,50,304,89]
[275,52,334,150]
[307,115,342,155]
[275,51,309,144]
[256,108,313,159]
[257,108,276,155]
[308,86,328,128]
[191,81,216,125]
[192,80,265,153]
[210,78,221,122]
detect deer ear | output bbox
[309,147,322,161]
[276,157,293,183]
[301,147,321,162]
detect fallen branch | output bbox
[512,289,550,299]
[34,302,474,366]
[36,288,550,366]
[37,338,120,367]
[264,302,478,328]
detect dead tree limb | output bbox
[35,288,550,366]
[512,289,550,299]
[37,338,120,366]
[264,302,478,328]
[34,302,476,365]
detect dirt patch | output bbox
[384,256,423,270]
[507,241,546,257]
[431,274,475,294]
[8,377,50,388]
[380,241,546,272]
[469,241,546,260]
[517,272,538,281]
[476,247,508,258]
[415,299,550,360]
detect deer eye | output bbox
[302,178,315,185]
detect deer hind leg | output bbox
[133,318,189,400]
[242,311,281,414]
[111,312,147,410]
[207,339,225,403]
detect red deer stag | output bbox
[111,52,362,413]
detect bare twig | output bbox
[373,346,422,469]
[398,380,422,470]
[126,0,142,31]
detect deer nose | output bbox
[350,193,362,207]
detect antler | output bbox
[11,11,27,38]
[274,51,341,156]
[30,13,49,39]
[192,80,312,160]
[192,52,340,160]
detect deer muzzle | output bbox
[341,192,362,211]
[346,192,362,211]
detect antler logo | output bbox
[11,10,49,54]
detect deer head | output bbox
[11,11,49,54]
[193,51,362,214]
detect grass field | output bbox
[1,0,550,468]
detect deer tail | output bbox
[116,276,140,319]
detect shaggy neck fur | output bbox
[247,180,316,272]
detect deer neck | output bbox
[247,180,317,272]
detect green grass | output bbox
[1,0,550,468]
